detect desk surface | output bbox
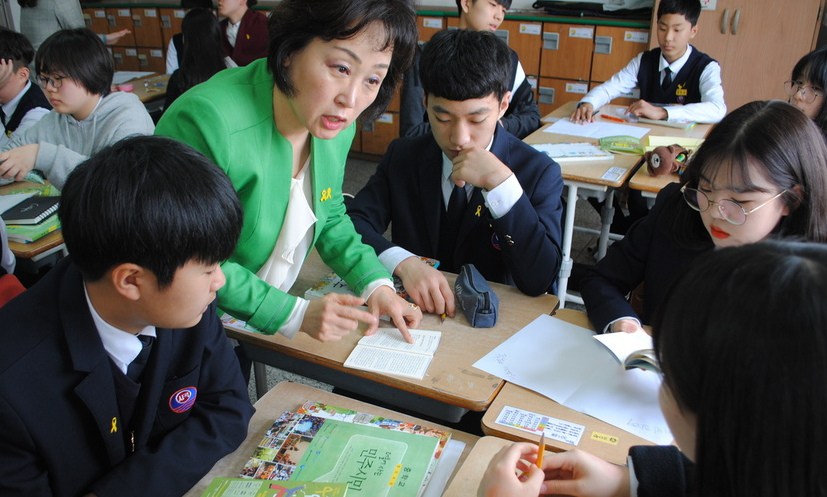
[480,308,654,466]
[122,73,169,103]
[183,380,480,497]
[442,436,514,497]
[525,102,641,189]
[229,250,559,413]
[0,181,64,259]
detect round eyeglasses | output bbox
[784,80,824,104]
[681,185,787,226]
[36,74,67,90]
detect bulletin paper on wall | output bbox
[473,315,672,444]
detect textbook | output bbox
[239,410,440,497]
[201,478,348,497]
[343,328,442,380]
[304,257,439,302]
[4,213,60,243]
[531,142,614,162]
[636,117,697,129]
[1,196,59,225]
[593,330,659,373]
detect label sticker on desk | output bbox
[601,167,626,182]
[496,405,585,446]
[591,431,620,445]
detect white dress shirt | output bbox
[581,46,726,123]
[0,81,51,149]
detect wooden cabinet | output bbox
[591,26,649,83]
[160,8,185,49]
[105,8,137,46]
[137,48,165,73]
[650,0,824,110]
[111,47,140,71]
[417,15,447,43]
[537,77,589,115]
[83,8,109,34]
[132,8,163,48]
[540,23,593,81]
[361,113,400,155]
[500,20,542,76]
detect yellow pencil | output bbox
[536,433,545,469]
[440,313,447,323]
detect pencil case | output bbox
[454,264,499,328]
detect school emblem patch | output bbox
[169,386,197,413]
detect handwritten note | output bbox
[473,315,672,444]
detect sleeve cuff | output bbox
[360,279,395,301]
[604,316,641,334]
[378,246,418,275]
[277,297,308,339]
[627,455,640,497]
[481,173,521,219]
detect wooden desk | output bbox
[524,101,642,307]
[183,380,480,497]
[441,436,513,497]
[232,250,559,423]
[0,182,66,268]
[480,309,654,466]
[127,73,169,103]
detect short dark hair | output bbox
[791,48,827,134]
[267,0,417,122]
[454,0,512,16]
[59,136,243,288]
[666,100,827,246]
[657,0,701,26]
[653,240,827,495]
[420,28,511,102]
[36,28,113,96]
[0,27,35,71]
[181,0,212,9]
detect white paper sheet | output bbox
[473,315,672,444]
[544,118,650,140]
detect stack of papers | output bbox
[532,142,614,162]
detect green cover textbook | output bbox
[240,412,439,497]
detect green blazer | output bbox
[156,59,390,334]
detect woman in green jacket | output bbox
[157,0,420,344]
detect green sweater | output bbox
[156,59,390,334]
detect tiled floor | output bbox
[248,155,608,401]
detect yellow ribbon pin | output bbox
[110,417,118,433]
[475,205,482,217]
[320,187,332,202]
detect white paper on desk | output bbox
[0,193,35,215]
[421,439,465,497]
[112,71,154,85]
[473,314,671,444]
[594,330,653,364]
[544,119,649,140]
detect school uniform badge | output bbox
[169,386,197,413]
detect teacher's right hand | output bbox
[301,293,378,342]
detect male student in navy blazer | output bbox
[0,136,253,497]
[348,29,563,318]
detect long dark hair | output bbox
[653,240,827,496]
[179,8,226,92]
[664,100,827,247]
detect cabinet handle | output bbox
[731,9,741,35]
[720,9,729,34]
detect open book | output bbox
[593,330,660,373]
[344,329,441,380]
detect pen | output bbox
[536,433,545,469]
[601,114,626,123]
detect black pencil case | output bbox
[454,264,499,328]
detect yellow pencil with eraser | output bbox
[536,433,545,468]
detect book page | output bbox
[593,330,653,364]
[356,328,441,355]
[344,347,434,380]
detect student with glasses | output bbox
[787,48,827,135]
[0,28,154,189]
[580,100,827,334]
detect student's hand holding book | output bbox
[0,144,38,182]
[395,256,456,318]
